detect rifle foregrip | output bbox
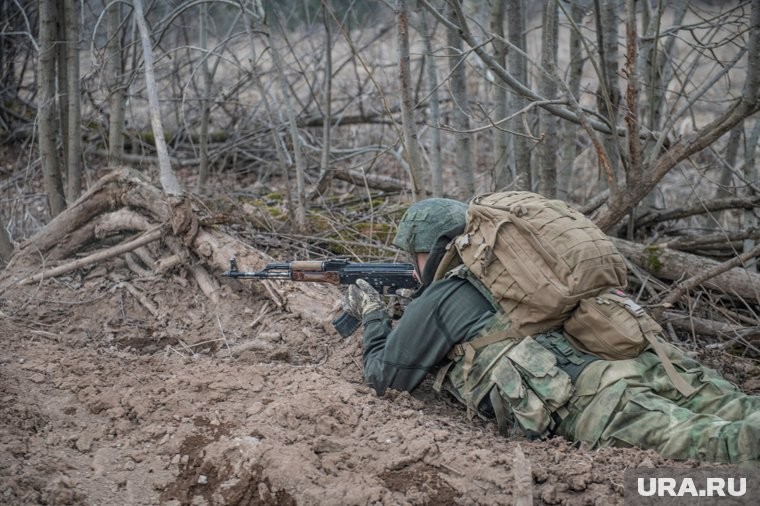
[332,311,361,338]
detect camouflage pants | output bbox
[556,340,760,465]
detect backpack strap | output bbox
[642,329,697,398]
[605,292,696,398]
[447,329,512,385]
[433,239,463,281]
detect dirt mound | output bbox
[0,262,749,505]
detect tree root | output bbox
[2,167,339,328]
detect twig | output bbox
[216,314,233,358]
[121,281,159,318]
[249,301,273,328]
[262,280,285,309]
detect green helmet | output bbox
[393,198,468,253]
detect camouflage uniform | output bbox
[557,340,760,464]
[357,198,760,465]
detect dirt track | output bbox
[0,263,751,505]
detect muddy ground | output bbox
[1,257,757,506]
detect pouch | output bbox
[563,290,661,360]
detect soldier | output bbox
[342,197,760,465]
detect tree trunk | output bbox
[558,1,586,201]
[489,0,510,190]
[397,0,426,199]
[269,17,307,230]
[446,4,475,199]
[37,0,66,217]
[56,0,69,175]
[0,213,13,265]
[198,1,212,193]
[744,117,760,272]
[312,0,334,199]
[417,3,443,196]
[506,0,531,191]
[106,1,126,167]
[538,0,559,198]
[133,0,183,197]
[64,0,82,203]
[594,0,621,194]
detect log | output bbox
[611,237,760,302]
[333,169,405,193]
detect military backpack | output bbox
[436,191,695,397]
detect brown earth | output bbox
[1,259,756,506]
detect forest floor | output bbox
[2,251,759,506]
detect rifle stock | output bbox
[222,257,418,337]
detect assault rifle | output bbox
[222,258,419,337]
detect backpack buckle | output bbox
[447,343,466,360]
[621,298,645,317]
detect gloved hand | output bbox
[341,279,385,319]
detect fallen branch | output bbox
[121,281,159,317]
[19,225,167,285]
[662,310,757,340]
[658,229,760,253]
[658,242,760,312]
[635,195,760,228]
[611,237,760,302]
[333,169,405,193]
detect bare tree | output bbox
[397,0,426,199]
[268,9,308,230]
[106,1,126,167]
[537,0,559,198]
[312,0,335,199]
[0,214,13,265]
[416,3,444,196]
[594,0,622,192]
[133,0,182,197]
[445,3,474,199]
[423,0,760,233]
[37,0,66,217]
[197,1,212,192]
[489,0,509,190]
[557,1,587,201]
[506,0,531,191]
[64,0,82,203]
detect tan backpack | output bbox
[437,191,696,397]
[436,191,628,338]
